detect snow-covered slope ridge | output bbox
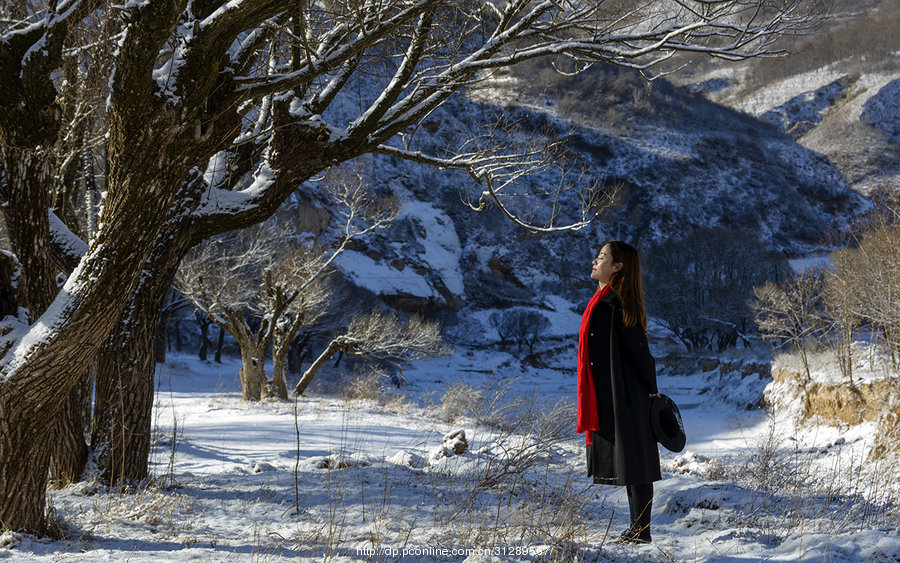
[302,61,864,312]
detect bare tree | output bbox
[841,226,900,369]
[753,192,900,385]
[822,222,900,383]
[751,268,825,381]
[489,310,513,347]
[0,0,830,533]
[294,311,451,396]
[177,227,275,401]
[178,172,397,400]
[824,248,864,386]
[177,232,333,400]
[490,308,550,352]
[269,252,332,399]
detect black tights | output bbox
[626,483,653,540]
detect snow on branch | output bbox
[48,210,88,271]
[184,1,822,236]
[293,310,450,396]
[193,161,277,219]
[340,311,450,360]
[356,0,826,138]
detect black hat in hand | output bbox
[650,394,686,453]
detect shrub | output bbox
[489,308,551,353]
[750,268,826,380]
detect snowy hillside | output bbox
[675,0,900,195]
[293,59,868,325]
[722,66,900,195]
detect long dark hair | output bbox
[604,240,647,331]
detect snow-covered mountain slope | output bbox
[304,60,866,320]
[677,1,900,195]
[715,66,900,195]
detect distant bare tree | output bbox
[753,192,900,385]
[294,311,450,396]
[177,172,397,400]
[824,248,864,385]
[823,224,900,384]
[489,311,514,347]
[751,268,825,380]
[490,309,550,353]
[177,225,294,401]
[841,226,900,369]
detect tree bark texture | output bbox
[92,314,157,485]
[294,340,341,396]
[48,369,92,486]
[238,340,270,402]
[0,150,57,319]
[0,178,181,532]
[270,346,289,400]
[0,424,53,534]
[92,224,192,485]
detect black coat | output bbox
[585,290,661,486]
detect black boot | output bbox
[620,483,653,543]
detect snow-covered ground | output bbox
[2,346,898,562]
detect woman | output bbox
[577,241,661,543]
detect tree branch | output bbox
[229,0,438,102]
[48,210,87,273]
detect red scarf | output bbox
[577,284,611,445]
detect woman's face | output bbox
[591,245,622,284]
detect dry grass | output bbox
[708,416,900,543]
[873,400,900,460]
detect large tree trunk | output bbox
[92,311,158,485]
[49,368,92,486]
[0,143,70,532]
[1,150,57,321]
[270,344,289,400]
[0,181,181,533]
[0,425,54,534]
[84,118,332,481]
[92,227,191,485]
[238,341,269,401]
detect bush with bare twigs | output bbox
[294,312,451,396]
